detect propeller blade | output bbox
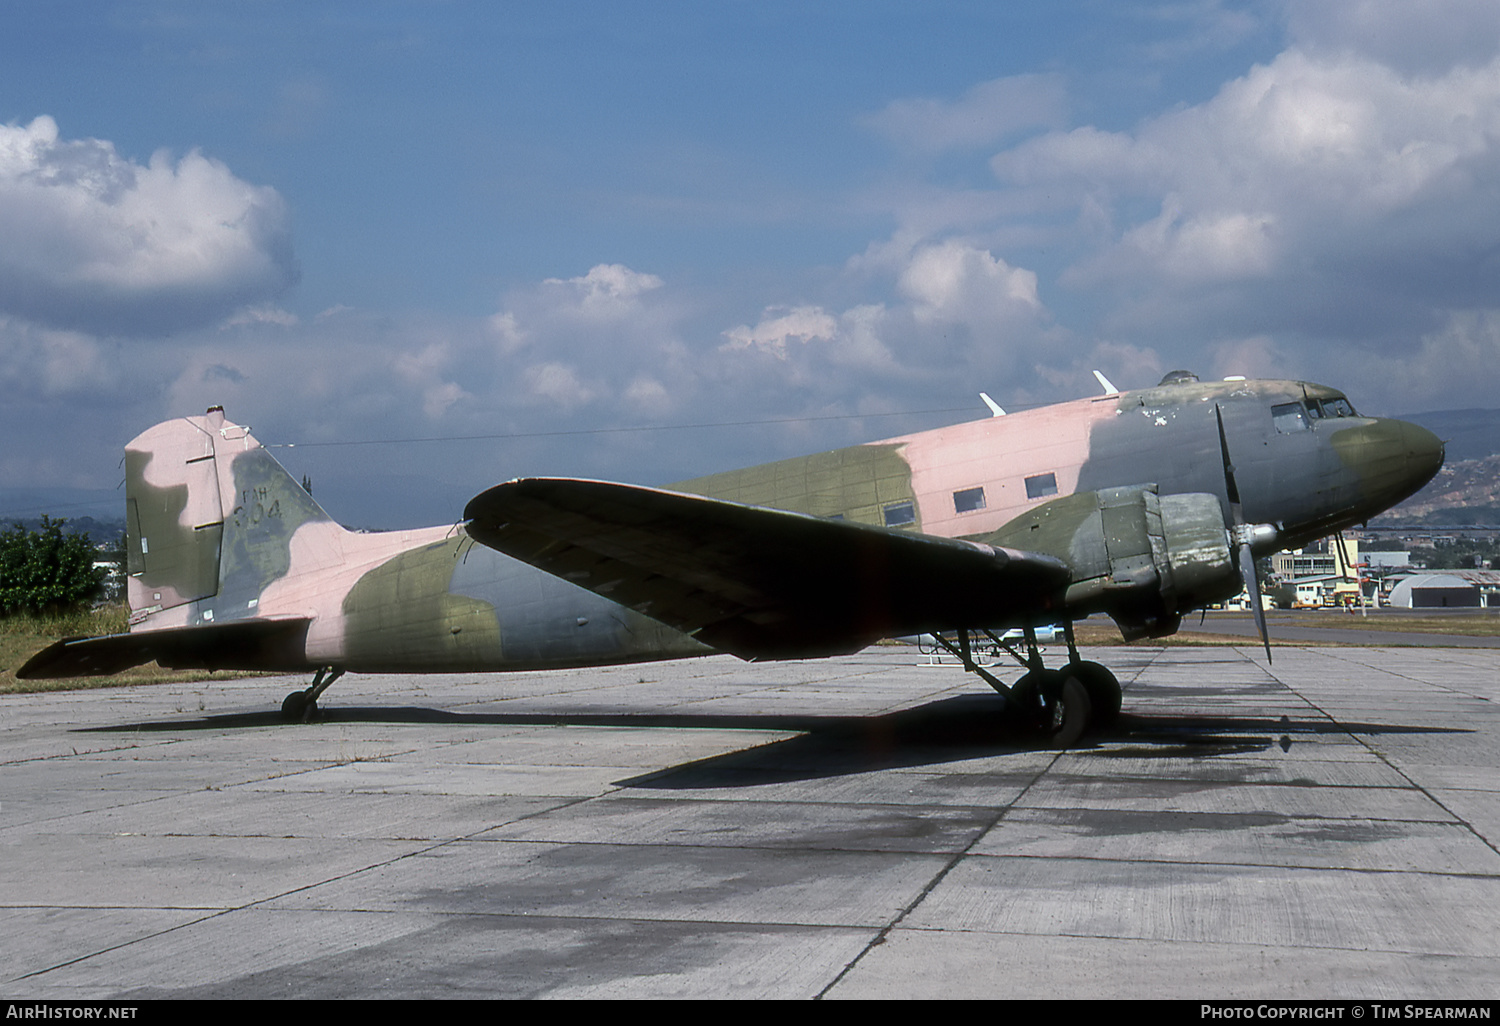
[1237,541,1272,665]
[1217,403,1272,663]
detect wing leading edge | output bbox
[464,478,1070,660]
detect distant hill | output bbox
[0,487,125,542]
[1376,454,1500,526]
[1372,409,1500,525]
[0,514,125,541]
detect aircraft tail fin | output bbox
[124,407,337,629]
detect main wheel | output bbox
[1064,660,1121,729]
[1042,676,1092,749]
[1006,669,1055,729]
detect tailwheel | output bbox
[1064,660,1121,729]
[279,666,345,723]
[280,690,314,723]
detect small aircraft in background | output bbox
[20,371,1443,745]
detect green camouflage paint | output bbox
[218,448,332,606]
[124,449,220,611]
[674,443,919,528]
[342,535,503,669]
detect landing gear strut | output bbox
[925,623,1120,747]
[280,666,345,723]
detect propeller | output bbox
[1215,405,1274,663]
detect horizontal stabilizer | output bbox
[464,478,1070,660]
[16,618,312,679]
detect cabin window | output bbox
[1272,402,1308,434]
[883,501,916,527]
[953,486,986,514]
[1024,473,1058,499]
[1322,397,1356,417]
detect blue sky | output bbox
[2,1,1497,527]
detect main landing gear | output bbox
[280,666,345,723]
[926,623,1121,748]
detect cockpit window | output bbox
[1276,396,1358,431]
[1272,402,1307,434]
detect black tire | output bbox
[1044,676,1092,749]
[280,691,309,722]
[1065,660,1121,729]
[1007,669,1053,728]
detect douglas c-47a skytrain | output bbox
[20,372,1444,746]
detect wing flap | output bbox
[464,478,1069,660]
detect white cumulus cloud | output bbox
[898,240,1041,325]
[524,361,595,409]
[1287,0,1500,76]
[484,262,689,415]
[990,45,1500,347]
[0,116,296,336]
[542,263,664,315]
[721,306,839,359]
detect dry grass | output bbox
[1259,612,1500,637]
[1068,620,1343,647]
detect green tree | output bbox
[0,516,106,616]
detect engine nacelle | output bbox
[984,484,1241,640]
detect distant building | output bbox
[1268,540,1366,607]
[1270,575,1350,609]
[1386,570,1500,608]
[1363,551,1411,570]
[1272,538,1361,581]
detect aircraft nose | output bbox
[1400,419,1446,485]
[1331,417,1445,512]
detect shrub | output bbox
[0,516,107,616]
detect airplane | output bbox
[19,371,1444,746]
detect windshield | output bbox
[1274,395,1359,433]
[1272,402,1307,434]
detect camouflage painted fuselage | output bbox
[122,410,705,673]
[95,376,1444,676]
[676,378,1438,550]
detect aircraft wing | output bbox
[464,478,1070,660]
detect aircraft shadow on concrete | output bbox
[78,694,1468,787]
[614,704,1469,789]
